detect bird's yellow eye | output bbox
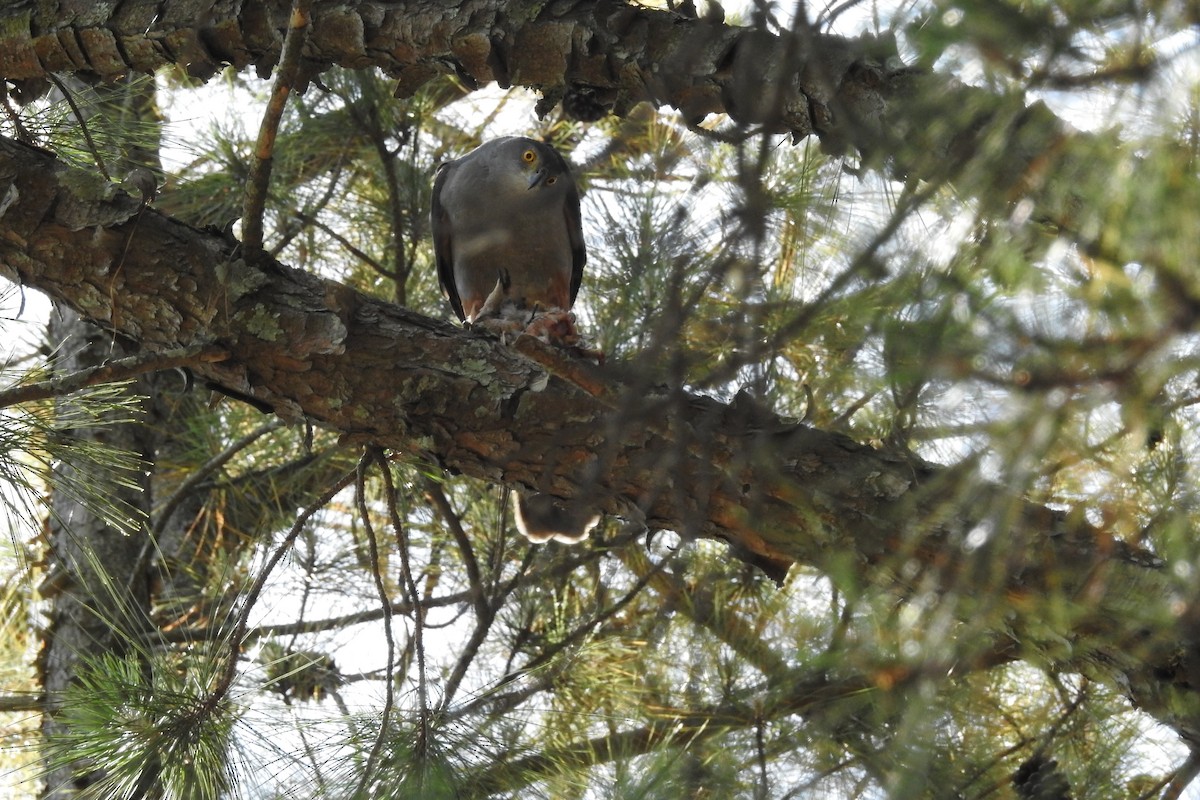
[522,149,536,163]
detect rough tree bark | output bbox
[35,74,165,799]
[0,134,1194,743]
[0,1,887,142]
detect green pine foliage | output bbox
[47,651,237,800]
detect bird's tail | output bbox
[513,492,600,544]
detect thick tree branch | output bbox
[0,2,1156,283]
[0,135,1196,741]
[0,1,890,150]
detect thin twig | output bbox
[422,476,487,619]
[242,0,313,251]
[46,72,110,180]
[369,111,411,303]
[1162,749,1200,800]
[155,589,474,645]
[270,156,347,259]
[134,416,290,619]
[425,473,528,712]
[0,343,227,409]
[506,552,668,684]
[0,85,34,145]
[375,448,430,744]
[353,450,397,797]
[0,692,44,712]
[296,211,394,278]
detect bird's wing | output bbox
[430,161,466,321]
[564,177,586,305]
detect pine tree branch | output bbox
[354,449,399,795]
[241,0,313,252]
[462,666,879,797]
[0,1,877,145]
[0,343,226,409]
[614,546,791,678]
[156,590,477,645]
[0,2,1154,275]
[0,133,1196,741]
[149,418,285,543]
[44,73,109,181]
[205,469,357,718]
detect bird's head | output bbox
[489,137,573,199]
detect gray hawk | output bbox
[430,136,598,543]
[431,136,586,337]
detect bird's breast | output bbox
[451,208,574,313]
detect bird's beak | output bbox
[528,168,547,189]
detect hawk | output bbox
[431,136,586,335]
[430,136,598,543]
